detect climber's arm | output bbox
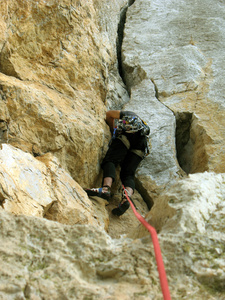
[105,110,120,131]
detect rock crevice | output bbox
[116,0,136,87]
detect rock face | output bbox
[122,0,225,177]
[0,143,101,227]
[0,0,128,189]
[131,172,225,297]
[122,0,225,298]
[0,210,161,300]
[0,0,225,299]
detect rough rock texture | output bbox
[0,0,225,299]
[122,0,225,178]
[122,0,225,298]
[0,0,128,189]
[131,172,225,298]
[0,143,103,227]
[0,210,160,300]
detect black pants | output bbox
[101,135,146,190]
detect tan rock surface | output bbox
[0,0,225,299]
[0,69,108,190]
[0,143,100,227]
[1,0,107,97]
[0,0,128,189]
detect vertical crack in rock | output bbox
[175,112,209,174]
[117,0,136,83]
[117,6,127,81]
[150,78,159,100]
[135,178,154,210]
[116,0,155,210]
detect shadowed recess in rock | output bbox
[175,112,209,174]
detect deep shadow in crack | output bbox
[175,111,193,174]
[117,0,136,83]
[135,178,154,210]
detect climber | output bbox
[85,110,150,216]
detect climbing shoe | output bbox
[112,200,130,216]
[112,188,137,216]
[85,186,111,201]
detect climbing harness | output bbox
[109,115,150,157]
[122,185,171,300]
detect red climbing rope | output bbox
[122,185,171,300]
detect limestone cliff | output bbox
[0,0,224,299]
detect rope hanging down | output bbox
[122,185,171,300]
